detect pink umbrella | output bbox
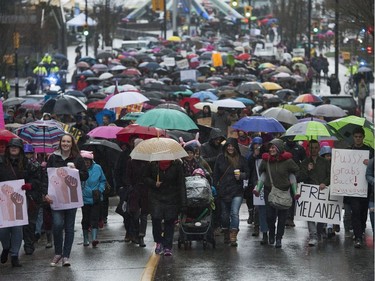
[87,126,123,139]
[325,30,334,36]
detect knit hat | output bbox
[80,150,94,159]
[269,138,285,154]
[252,137,263,145]
[319,146,332,157]
[8,138,23,149]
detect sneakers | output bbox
[1,249,9,264]
[62,257,71,267]
[155,243,164,255]
[50,255,62,267]
[92,240,99,248]
[308,238,317,247]
[46,241,53,249]
[163,248,172,256]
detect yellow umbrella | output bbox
[261,82,283,91]
[292,57,304,62]
[167,36,182,42]
[258,62,276,69]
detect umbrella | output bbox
[95,109,116,126]
[258,63,275,69]
[0,129,20,142]
[116,124,166,143]
[298,117,327,123]
[110,65,126,71]
[2,97,26,107]
[15,120,65,153]
[96,52,113,60]
[121,112,144,121]
[41,94,87,115]
[275,89,297,101]
[87,126,123,140]
[261,82,283,91]
[261,107,298,125]
[275,66,292,74]
[194,83,214,91]
[87,100,106,109]
[99,72,114,80]
[82,138,122,152]
[232,116,286,133]
[91,64,108,72]
[194,102,218,113]
[155,103,186,113]
[328,115,374,148]
[138,61,160,71]
[167,36,182,42]
[357,66,372,73]
[83,85,102,95]
[311,104,347,118]
[213,99,246,109]
[273,72,291,79]
[191,91,218,101]
[278,104,304,114]
[292,63,308,74]
[284,121,338,141]
[104,92,149,109]
[65,90,86,98]
[130,137,188,161]
[234,97,255,106]
[76,61,90,68]
[293,94,323,105]
[81,69,95,77]
[136,108,198,131]
[237,82,265,93]
[122,68,141,76]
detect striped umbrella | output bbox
[15,120,66,153]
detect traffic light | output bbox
[367,46,373,54]
[244,6,252,18]
[83,23,89,36]
[312,21,319,33]
[230,0,239,8]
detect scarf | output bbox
[262,151,293,162]
[159,160,172,171]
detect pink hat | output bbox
[80,150,94,160]
[192,168,206,178]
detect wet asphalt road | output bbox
[1,197,373,281]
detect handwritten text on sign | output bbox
[330,148,369,197]
[295,183,343,224]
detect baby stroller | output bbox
[178,171,216,249]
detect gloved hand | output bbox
[252,189,260,197]
[21,183,32,191]
[294,194,301,201]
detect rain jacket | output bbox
[298,156,330,186]
[81,162,106,205]
[201,127,225,171]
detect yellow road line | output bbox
[141,252,160,281]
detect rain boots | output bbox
[92,228,99,247]
[229,229,239,247]
[223,229,230,244]
[260,232,268,245]
[83,230,90,247]
[247,209,254,225]
[46,231,53,248]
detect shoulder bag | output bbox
[267,161,292,210]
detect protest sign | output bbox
[330,148,369,197]
[47,167,83,210]
[253,159,265,205]
[295,183,343,224]
[180,69,197,82]
[0,179,28,228]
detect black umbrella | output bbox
[142,91,169,99]
[87,92,106,99]
[41,94,87,115]
[65,90,86,98]
[82,85,102,95]
[96,52,114,60]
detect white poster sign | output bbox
[292,48,305,57]
[180,69,197,82]
[330,148,369,197]
[176,59,189,69]
[163,57,176,66]
[0,179,28,228]
[295,183,343,224]
[47,167,83,210]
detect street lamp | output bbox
[85,0,88,56]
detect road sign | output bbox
[13,32,20,49]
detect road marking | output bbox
[141,252,160,281]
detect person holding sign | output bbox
[365,158,374,236]
[253,139,299,249]
[299,140,331,246]
[44,134,88,266]
[0,139,42,267]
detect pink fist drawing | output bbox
[1,184,15,221]
[64,175,79,202]
[50,175,69,204]
[10,192,24,220]
[56,167,68,179]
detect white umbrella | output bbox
[121,84,139,92]
[213,99,246,109]
[99,72,114,80]
[104,92,149,109]
[261,107,298,125]
[311,104,347,118]
[194,102,218,112]
[110,65,126,71]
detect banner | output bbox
[62,123,83,142]
[330,148,369,197]
[0,179,28,228]
[295,183,343,224]
[47,167,83,210]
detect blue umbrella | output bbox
[232,116,285,133]
[95,109,116,126]
[234,97,255,106]
[191,91,218,101]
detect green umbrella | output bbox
[328,115,374,148]
[136,108,198,131]
[173,89,193,97]
[284,120,338,141]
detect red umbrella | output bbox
[179,97,200,114]
[293,94,323,104]
[87,100,106,109]
[116,124,166,143]
[236,53,251,61]
[122,68,141,76]
[0,129,20,142]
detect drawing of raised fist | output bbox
[65,175,79,202]
[56,167,68,179]
[10,192,24,220]
[1,184,15,221]
[0,196,10,221]
[50,175,69,204]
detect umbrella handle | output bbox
[157,173,159,182]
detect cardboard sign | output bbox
[295,183,343,224]
[47,167,83,210]
[197,117,211,126]
[62,123,83,142]
[180,69,197,82]
[163,57,175,66]
[0,179,28,228]
[212,52,223,67]
[292,48,305,57]
[330,148,369,197]
[176,59,189,69]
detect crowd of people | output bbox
[0,34,373,268]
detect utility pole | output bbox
[13,32,19,97]
[307,0,312,61]
[85,0,88,56]
[163,0,167,39]
[334,0,339,76]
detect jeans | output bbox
[257,205,269,233]
[0,226,23,257]
[220,196,243,230]
[152,218,175,249]
[52,208,77,258]
[350,197,369,239]
[35,207,43,235]
[265,191,287,240]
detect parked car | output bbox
[318,94,360,116]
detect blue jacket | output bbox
[82,162,106,205]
